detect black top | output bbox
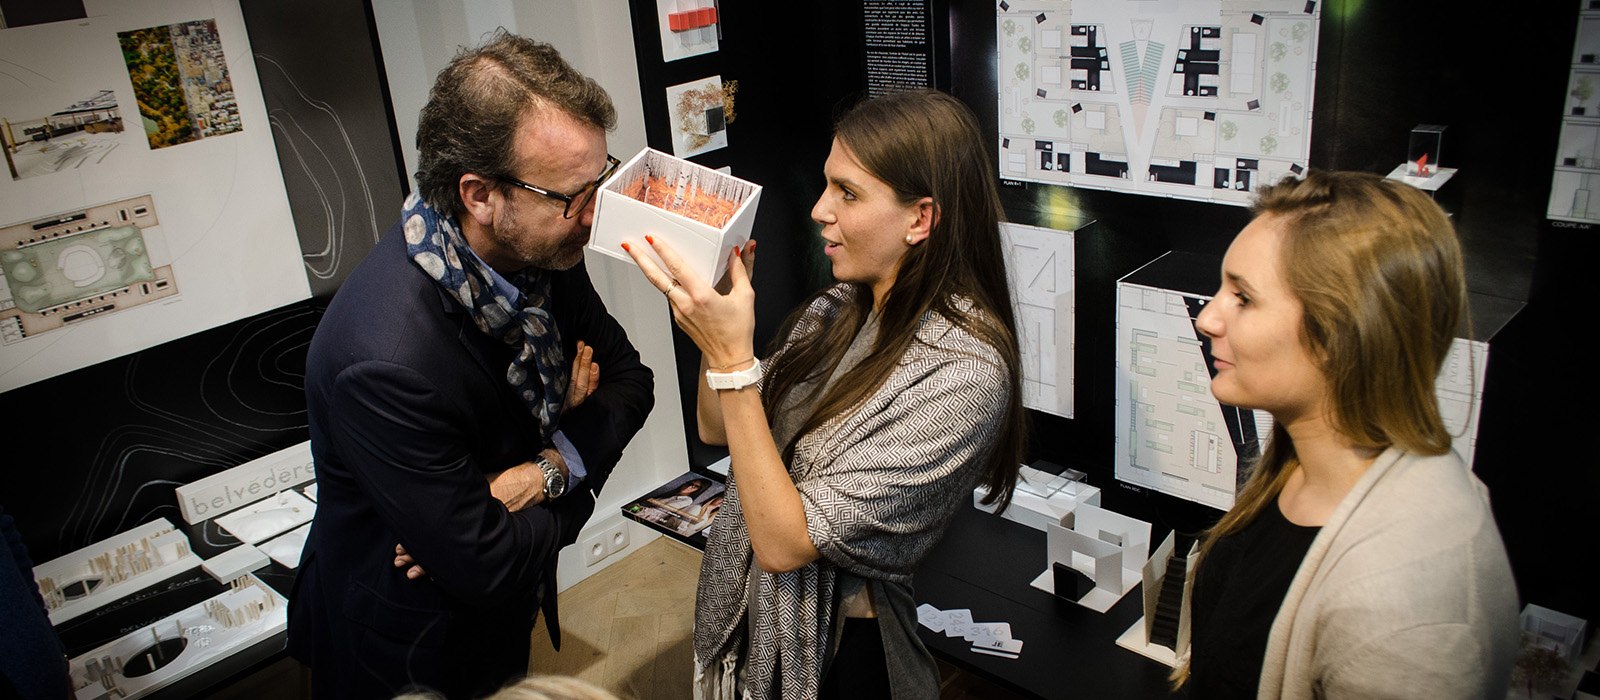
[1188,502,1321,699]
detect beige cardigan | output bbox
[1257,448,1520,699]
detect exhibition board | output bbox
[1,1,1595,698]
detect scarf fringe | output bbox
[694,651,740,700]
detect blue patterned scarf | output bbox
[400,193,566,442]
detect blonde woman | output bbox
[1182,170,1520,699]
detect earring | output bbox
[905,234,915,245]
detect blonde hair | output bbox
[1176,170,1468,685]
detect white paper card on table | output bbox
[916,603,946,632]
[963,622,1012,643]
[201,543,269,582]
[942,609,973,634]
[972,637,1024,657]
[214,490,316,545]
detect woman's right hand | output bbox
[623,237,758,371]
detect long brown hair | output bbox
[761,90,1026,512]
[1198,169,1468,560]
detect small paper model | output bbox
[974,463,1100,531]
[1114,533,1197,667]
[1028,502,1151,613]
[589,148,761,286]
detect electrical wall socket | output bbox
[580,519,630,566]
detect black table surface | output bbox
[913,505,1177,699]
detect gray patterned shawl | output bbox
[693,284,1010,699]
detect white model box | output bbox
[974,465,1100,531]
[588,148,761,286]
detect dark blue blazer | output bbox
[287,222,653,699]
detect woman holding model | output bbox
[624,89,1025,699]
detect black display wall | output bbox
[1,0,403,565]
[636,1,1598,625]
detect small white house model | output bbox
[1029,502,1152,613]
[589,148,761,286]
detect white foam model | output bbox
[1028,503,1152,613]
[259,523,311,569]
[213,489,315,545]
[68,574,286,700]
[35,519,202,625]
[973,465,1100,531]
[200,543,269,583]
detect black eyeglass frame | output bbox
[497,154,621,219]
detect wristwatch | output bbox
[706,358,762,391]
[535,454,566,499]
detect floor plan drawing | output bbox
[1115,281,1257,511]
[997,1,1320,206]
[1001,222,1076,418]
[1549,5,1600,223]
[0,195,178,346]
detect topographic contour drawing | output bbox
[997,0,1320,205]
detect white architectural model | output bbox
[1029,503,1151,613]
[590,148,761,286]
[212,488,315,545]
[974,464,1100,531]
[1001,222,1076,418]
[259,523,310,569]
[1116,532,1197,666]
[68,575,286,700]
[997,1,1320,205]
[34,519,202,625]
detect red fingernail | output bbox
[621,242,631,252]
[646,235,655,245]
[734,245,742,256]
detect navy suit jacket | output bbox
[288,221,653,699]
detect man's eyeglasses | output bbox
[498,154,621,219]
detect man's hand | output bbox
[394,543,426,580]
[485,448,568,511]
[564,340,599,411]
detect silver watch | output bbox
[535,455,566,499]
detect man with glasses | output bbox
[289,32,654,699]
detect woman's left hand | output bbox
[623,237,756,369]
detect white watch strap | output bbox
[706,358,762,390]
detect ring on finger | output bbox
[663,279,680,296]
